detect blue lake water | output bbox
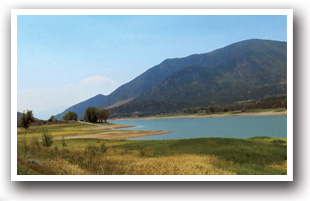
[111,115,287,140]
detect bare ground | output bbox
[55,130,169,140]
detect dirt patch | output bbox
[59,130,170,140]
[78,121,133,130]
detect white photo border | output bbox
[11,9,293,181]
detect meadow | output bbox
[17,121,287,175]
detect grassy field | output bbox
[17,122,287,175]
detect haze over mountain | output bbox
[55,39,287,120]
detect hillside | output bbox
[17,112,22,120]
[55,39,287,119]
[112,39,287,115]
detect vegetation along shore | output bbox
[17,109,287,175]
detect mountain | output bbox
[55,94,106,120]
[111,39,287,115]
[55,39,287,118]
[17,112,23,120]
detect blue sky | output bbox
[17,15,287,119]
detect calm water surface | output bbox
[111,115,287,140]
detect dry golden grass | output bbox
[17,157,88,175]
[101,154,235,175]
[268,160,287,172]
[44,159,88,175]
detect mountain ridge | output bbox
[55,39,287,119]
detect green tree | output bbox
[48,115,55,122]
[84,107,98,123]
[19,110,35,129]
[102,108,110,123]
[97,108,110,123]
[282,98,287,109]
[208,105,215,113]
[63,111,78,121]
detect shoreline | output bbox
[111,110,287,121]
[56,130,170,140]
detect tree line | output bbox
[61,107,110,123]
[182,95,287,114]
[18,107,111,130]
[84,107,110,123]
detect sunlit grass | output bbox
[17,122,112,141]
[17,122,96,134]
[17,122,287,175]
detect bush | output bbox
[41,129,53,147]
[100,143,108,154]
[85,144,100,157]
[62,136,67,147]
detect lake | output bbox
[111,115,287,140]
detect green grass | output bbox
[17,122,95,135]
[17,137,287,175]
[17,122,287,175]
[17,122,113,141]
[112,138,287,165]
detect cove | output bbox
[111,115,287,140]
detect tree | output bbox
[84,107,98,123]
[48,115,55,122]
[102,108,110,123]
[97,108,110,123]
[19,110,35,129]
[282,98,287,109]
[63,111,78,121]
[208,105,215,113]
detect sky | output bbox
[17,15,287,119]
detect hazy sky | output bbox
[17,15,287,119]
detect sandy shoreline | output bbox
[56,130,170,140]
[111,110,287,121]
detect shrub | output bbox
[62,136,67,147]
[100,143,108,154]
[85,144,100,157]
[41,129,53,147]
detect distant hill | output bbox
[55,94,106,120]
[17,111,41,121]
[55,39,287,118]
[17,112,23,120]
